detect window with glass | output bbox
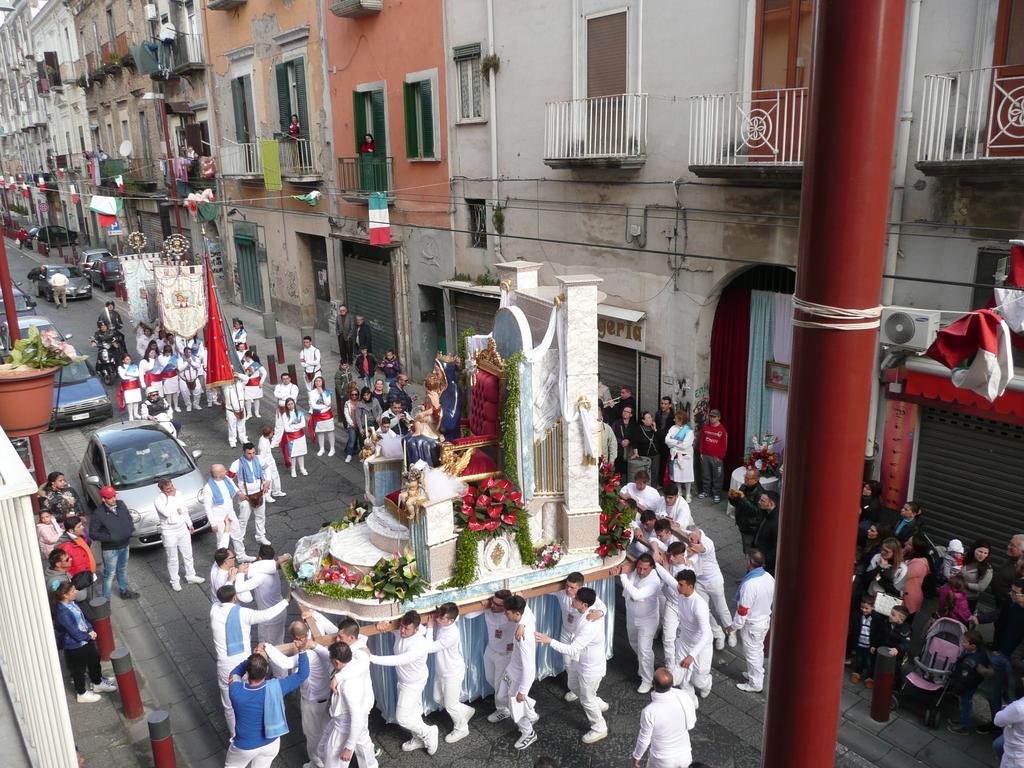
[403,76,438,160]
[454,44,484,121]
[467,199,487,249]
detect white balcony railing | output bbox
[688,87,808,167]
[917,65,1024,162]
[279,136,320,178]
[220,140,262,176]
[543,93,648,166]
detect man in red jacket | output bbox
[698,409,728,504]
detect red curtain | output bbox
[709,283,752,486]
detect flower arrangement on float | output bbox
[534,543,564,569]
[459,477,524,532]
[596,461,633,558]
[744,433,781,476]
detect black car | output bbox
[36,225,78,249]
[86,257,122,291]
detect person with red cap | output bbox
[90,486,138,600]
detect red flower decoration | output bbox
[484,519,500,531]
[501,513,517,525]
[481,477,496,490]
[488,505,502,519]
[461,503,473,516]
[509,491,523,505]
[475,494,490,507]
[468,520,485,532]
[492,491,506,503]
[497,479,512,491]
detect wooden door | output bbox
[987,0,1024,156]
[586,11,628,157]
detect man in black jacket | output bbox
[751,491,780,575]
[728,469,766,552]
[388,373,414,414]
[353,314,373,355]
[90,486,138,600]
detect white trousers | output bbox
[236,499,267,555]
[672,641,714,702]
[264,462,282,496]
[739,621,770,689]
[567,666,607,734]
[395,681,432,741]
[697,578,732,641]
[483,648,512,712]
[161,528,196,585]
[626,613,659,685]
[318,713,377,768]
[180,381,203,410]
[210,511,236,550]
[300,697,330,766]
[227,411,248,447]
[217,659,239,733]
[433,670,474,731]
[204,378,219,404]
[496,672,536,737]
[661,604,680,670]
[647,752,692,768]
[223,739,279,768]
[245,396,262,419]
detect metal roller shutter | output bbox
[587,12,627,97]
[137,211,165,252]
[598,342,637,403]
[451,292,499,340]
[913,408,1024,567]
[342,249,396,356]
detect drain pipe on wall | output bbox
[865,0,922,471]
[487,0,502,261]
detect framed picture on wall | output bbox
[765,361,790,391]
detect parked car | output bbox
[84,255,121,291]
[0,315,71,354]
[78,247,113,273]
[22,226,40,249]
[78,424,208,548]
[51,358,113,429]
[35,225,78,249]
[0,283,37,317]
[32,265,92,302]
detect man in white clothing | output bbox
[619,469,663,511]
[274,373,300,414]
[627,510,659,560]
[203,464,240,552]
[686,526,735,650]
[177,346,204,412]
[299,337,322,397]
[330,619,379,763]
[228,443,272,557]
[210,583,289,732]
[650,541,693,671]
[473,589,516,722]
[250,546,288,645]
[554,572,606,703]
[154,479,204,591]
[317,641,378,768]
[632,667,697,768]
[995,694,1024,767]
[497,595,538,750]
[618,554,663,693]
[208,548,268,604]
[727,548,776,693]
[536,587,608,744]
[653,484,694,528]
[223,372,249,448]
[425,602,476,743]
[670,569,714,705]
[368,611,439,754]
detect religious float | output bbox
[283,262,634,719]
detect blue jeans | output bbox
[345,426,359,457]
[994,734,1005,757]
[989,652,1015,718]
[101,547,130,599]
[960,687,979,727]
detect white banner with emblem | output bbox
[121,253,161,324]
[154,263,207,338]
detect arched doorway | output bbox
[708,265,796,482]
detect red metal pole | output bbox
[89,597,116,661]
[147,711,177,768]
[761,2,906,767]
[111,647,145,720]
[275,335,285,362]
[267,354,278,383]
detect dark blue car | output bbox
[51,359,113,429]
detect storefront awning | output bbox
[894,357,1024,423]
[598,304,645,323]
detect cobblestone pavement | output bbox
[9,240,1003,767]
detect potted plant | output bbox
[0,326,82,437]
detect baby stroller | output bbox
[894,617,966,727]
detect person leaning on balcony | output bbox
[359,133,375,154]
[288,114,301,139]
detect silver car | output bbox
[79,422,209,548]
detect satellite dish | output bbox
[119,140,133,158]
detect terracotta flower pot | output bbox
[0,366,57,437]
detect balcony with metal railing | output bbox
[331,0,384,17]
[209,0,247,9]
[170,32,206,75]
[221,141,263,178]
[279,136,320,181]
[917,65,1024,176]
[338,155,394,202]
[688,87,807,181]
[543,93,647,168]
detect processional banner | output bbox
[121,253,160,324]
[155,263,207,338]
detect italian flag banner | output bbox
[369,192,390,245]
[926,308,1014,402]
[995,240,1024,334]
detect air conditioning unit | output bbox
[879,306,941,352]
[144,4,158,21]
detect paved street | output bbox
[8,240,1002,768]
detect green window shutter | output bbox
[275,62,291,134]
[353,91,367,152]
[231,77,247,143]
[370,89,387,156]
[293,57,309,138]
[419,79,434,159]
[403,82,418,159]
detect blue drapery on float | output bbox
[367,575,617,723]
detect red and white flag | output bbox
[115,175,124,192]
[926,308,1014,401]
[995,240,1024,334]
[70,185,79,205]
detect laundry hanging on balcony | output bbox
[89,195,123,227]
[293,191,321,207]
[926,309,1014,402]
[260,140,281,192]
[131,43,160,76]
[993,241,1024,335]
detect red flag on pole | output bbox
[203,253,242,388]
[925,308,1014,402]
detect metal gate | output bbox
[598,342,637,404]
[234,234,264,311]
[913,408,1024,566]
[137,211,166,252]
[638,353,662,414]
[451,292,499,340]
[342,245,395,356]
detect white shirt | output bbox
[208,563,266,604]
[619,482,662,511]
[549,609,606,680]
[505,607,537,695]
[299,346,322,373]
[310,389,333,415]
[482,609,516,656]
[675,590,712,658]
[154,492,191,534]
[732,569,776,629]
[248,559,283,610]
[209,599,287,666]
[203,477,237,522]
[620,570,662,622]
[257,436,275,471]
[224,377,247,412]
[265,642,333,703]
[274,382,299,407]
[369,627,429,686]
[425,620,465,678]
[177,354,203,381]
[654,496,694,528]
[995,697,1024,767]
[653,560,685,606]
[330,649,373,751]
[49,272,69,288]
[556,590,608,642]
[691,532,725,586]
[228,456,265,494]
[344,637,376,713]
[633,688,696,762]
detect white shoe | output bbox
[345,455,352,463]
[317,448,325,457]
[327,449,335,457]
[581,730,607,744]
[564,691,578,702]
[698,687,711,699]
[425,725,439,755]
[185,575,205,584]
[171,582,182,592]
[401,738,424,752]
[737,682,762,693]
[637,681,653,694]
[274,491,287,497]
[265,496,276,503]
[185,406,192,413]
[514,732,537,750]
[487,709,510,723]
[77,691,101,703]
[714,636,725,651]
[599,699,609,712]
[727,632,738,648]
[300,467,308,476]
[291,468,297,478]
[195,404,202,410]
[445,727,469,744]
[92,679,117,693]
[256,537,271,546]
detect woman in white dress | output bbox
[117,354,144,421]
[135,323,157,358]
[158,343,181,412]
[138,346,166,402]
[242,354,268,418]
[279,398,308,478]
[308,375,336,458]
[664,409,695,501]
[231,318,248,353]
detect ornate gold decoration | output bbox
[162,233,191,259]
[358,429,381,461]
[552,293,566,309]
[440,441,476,477]
[475,337,505,375]
[128,231,147,253]
[490,540,506,567]
[397,468,428,524]
[499,279,513,293]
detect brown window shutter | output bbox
[587,12,627,98]
[184,124,203,156]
